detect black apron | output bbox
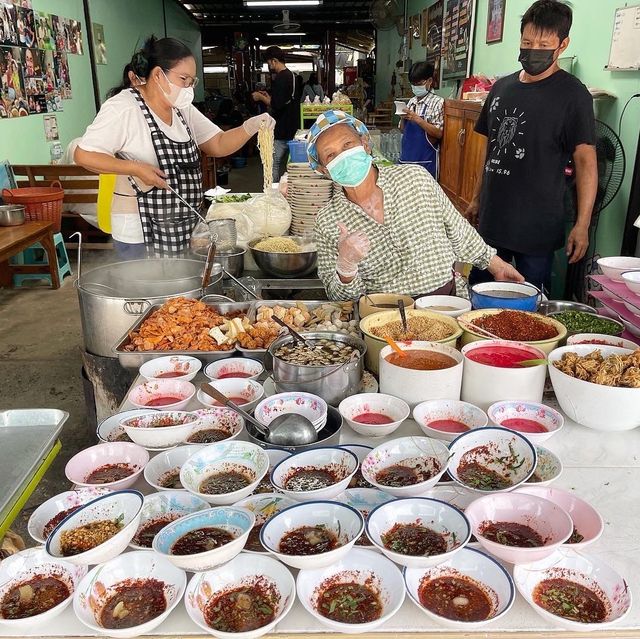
[128,88,203,256]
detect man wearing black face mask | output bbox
[466,0,597,293]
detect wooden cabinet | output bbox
[439,99,487,213]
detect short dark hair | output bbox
[521,0,572,42]
[263,46,285,63]
[408,61,435,84]
[130,35,193,79]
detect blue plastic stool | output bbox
[11,232,72,287]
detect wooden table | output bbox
[0,221,60,289]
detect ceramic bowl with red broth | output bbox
[197,379,264,413]
[413,400,489,442]
[139,355,201,382]
[296,548,405,632]
[184,553,296,639]
[187,407,245,445]
[128,379,196,411]
[487,401,564,445]
[404,546,515,629]
[204,357,265,382]
[338,393,410,438]
[121,411,200,449]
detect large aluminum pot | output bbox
[268,331,366,407]
[76,258,223,357]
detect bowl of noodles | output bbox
[249,237,317,278]
[360,309,463,375]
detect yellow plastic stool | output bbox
[97,173,117,233]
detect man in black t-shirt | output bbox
[467,0,597,292]
[252,46,301,182]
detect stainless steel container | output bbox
[76,259,224,358]
[246,405,343,453]
[268,331,366,406]
[0,204,25,226]
[193,246,246,279]
[539,300,598,316]
[248,239,317,278]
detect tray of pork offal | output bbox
[113,297,252,370]
[0,409,68,523]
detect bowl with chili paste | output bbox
[65,442,149,492]
[366,497,470,568]
[296,548,405,633]
[465,492,573,565]
[404,546,515,629]
[187,407,245,445]
[196,378,265,414]
[233,493,297,554]
[128,379,196,411]
[270,446,359,502]
[97,409,157,446]
[121,411,200,449]
[28,487,111,545]
[360,436,451,497]
[184,553,296,639]
[152,506,254,572]
[143,445,205,492]
[260,500,364,570]
[139,355,202,382]
[73,550,186,638]
[0,548,86,629]
[487,401,564,445]
[513,549,631,631]
[515,486,604,550]
[447,426,537,493]
[180,441,270,505]
[45,490,144,566]
[413,400,489,443]
[129,491,210,551]
[204,357,265,382]
[338,393,410,438]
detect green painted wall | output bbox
[0,0,202,165]
[376,0,640,257]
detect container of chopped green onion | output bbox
[550,311,624,337]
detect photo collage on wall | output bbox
[0,1,81,119]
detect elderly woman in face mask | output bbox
[307,110,524,301]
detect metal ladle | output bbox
[200,383,318,446]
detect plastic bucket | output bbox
[287,140,308,163]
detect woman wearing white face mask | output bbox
[75,36,274,257]
[399,61,444,179]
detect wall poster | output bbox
[424,0,444,90]
[441,0,476,81]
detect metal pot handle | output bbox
[123,299,152,315]
[70,231,82,280]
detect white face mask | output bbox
[159,70,194,109]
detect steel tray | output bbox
[113,301,253,370]
[0,409,68,523]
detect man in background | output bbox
[252,46,301,182]
[466,0,597,292]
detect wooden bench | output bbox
[11,164,109,248]
[0,221,60,289]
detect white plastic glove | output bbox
[336,222,370,277]
[242,113,276,136]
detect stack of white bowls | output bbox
[286,163,333,237]
[255,392,328,432]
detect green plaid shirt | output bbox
[315,164,496,300]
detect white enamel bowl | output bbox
[339,393,410,438]
[139,355,201,382]
[121,411,199,448]
[143,445,204,492]
[413,400,488,442]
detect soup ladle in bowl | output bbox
[199,383,318,447]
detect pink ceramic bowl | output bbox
[515,485,604,550]
[465,492,573,564]
[65,442,149,491]
[128,379,196,411]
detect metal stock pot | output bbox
[75,252,223,357]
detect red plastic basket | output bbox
[2,180,64,232]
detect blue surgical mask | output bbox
[411,84,429,97]
[326,145,373,188]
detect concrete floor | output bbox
[1,157,265,545]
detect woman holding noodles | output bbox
[75,36,274,257]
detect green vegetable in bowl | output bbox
[553,311,622,335]
[212,193,252,203]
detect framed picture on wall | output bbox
[486,0,506,44]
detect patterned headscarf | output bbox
[306,109,371,171]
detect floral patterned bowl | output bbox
[254,392,328,432]
[121,411,200,449]
[73,550,186,639]
[128,379,196,411]
[28,487,112,545]
[180,441,270,505]
[0,548,86,630]
[513,549,632,631]
[184,553,296,639]
[129,491,210,551]
[196,379,264,413]
[524,446,563,486]
[487,401,564,445]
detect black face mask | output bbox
[518,47,557,76]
